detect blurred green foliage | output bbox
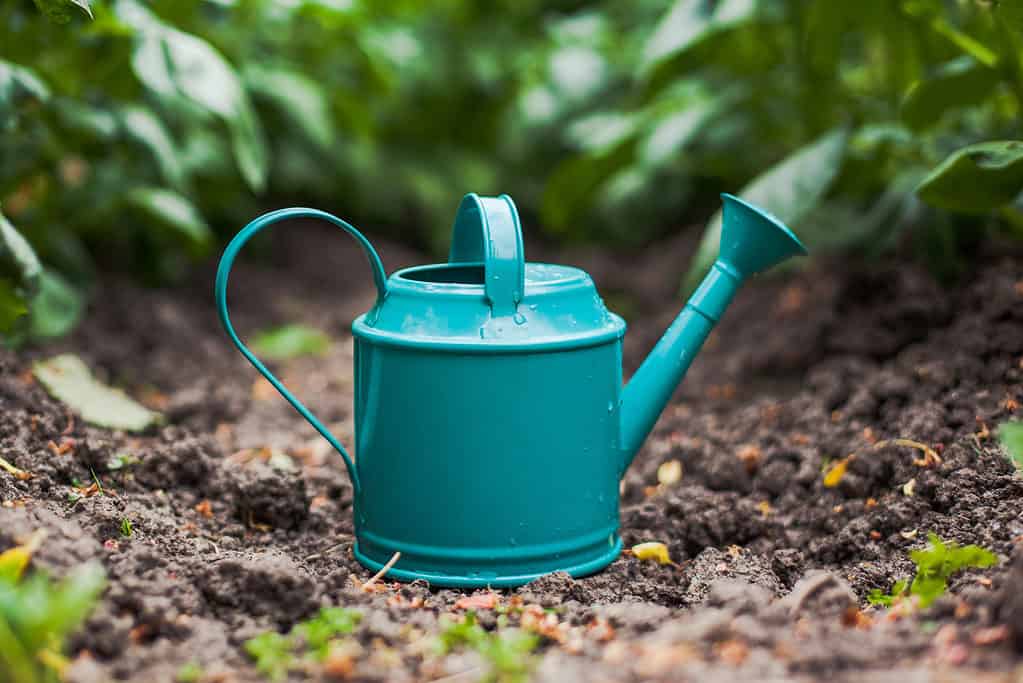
[2,0,1023,340]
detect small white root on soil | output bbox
[362,551,401,590]
[873,438,942,467]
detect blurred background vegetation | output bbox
[3,0,1023,343]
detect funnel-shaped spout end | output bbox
[719,193,807,278]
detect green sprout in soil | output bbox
[868,533,997,609]
[244,607,362,681]
[107,453,140,471]
[119,519,134,538]
[436,613,539,683]
[175,661,204,683]
[0,535,106,683]
[999,421,1023,469]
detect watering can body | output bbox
[215,193,806,587]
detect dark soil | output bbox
[2,220,1022,682]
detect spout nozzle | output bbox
[719,193,807,278]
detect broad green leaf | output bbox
[252,324,330,360]
[0,279,28,334]
[640,0,757,73]
[1000,421,1023,468]
[0,211,41,300]
[540,139,635,235]
[117,0,268,191]
[27,269,83,340]
[683,128,848,291]
[229,99,270,192]
[53,98,118,141]
[120,106,188,192]
[901,58,1000,131]
[125,188,212,256]
[917,140,1023,212]
[0,60,50,128]
[33,354,161,431]
[32,0,92,23]
[639,96,721,167]
[244,65,334,149]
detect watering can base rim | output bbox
[353,536,623,588]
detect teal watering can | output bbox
[215,193,806,587]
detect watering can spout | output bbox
[617,194,807,473]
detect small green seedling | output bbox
[244,607,363,681]
[999,421,1023,469]
[251,324,330,360]
[176,661,204,683]
[107,453,140,471]
[868,533,997,608]
[436,613,539,683]
[0,536,105,683]
[119,519,134,538]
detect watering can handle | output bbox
[448,193,525,317]
[214,207,389,496]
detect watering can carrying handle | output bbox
[448,193,525,317]
[214,207,389,496]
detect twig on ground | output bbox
[873,439,942,467]
[361,551,401,591]
[0,455,31,480]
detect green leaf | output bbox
[33,354,162,431]
[541,139,635,234]
[0,60,50,128]
[683,128,848,291]
[125,188,212,256]
[244,631,293,683]
[120,106,188,192]
[117,0,268,192]
[1000,421,1023,468]
[917,140,1023,212]
[32,0,92,23]
[27,269,83,340]
[0,211,41,302]
[229,99,269,193]
[901,57,1001,131]
[640,0,757,74]
[252,324,330,360]
[244,65,334,150]
[639,96,722,167]
[0,279,28,333]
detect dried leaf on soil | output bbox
[631,541,674,565]
[657,459,682,485]
[455,592,500,610]
[33,354,161,431]
[823,456,851,487]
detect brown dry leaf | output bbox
[194,500,213,519]
[865,497,878,509]
[586,617,615,642]
[736,445,763,473]
[777,284,805,315]
[322,640,363,679]
[1004,396,1019,413]
[657,460,682,486]
[972,625,1010,646]
[0,454,32,481]
[841,606,873,630]
[454,592,500,610]
[521,604,567,643]
[47,438,75,456]
[714,639,749,666]
[823,456,851,488]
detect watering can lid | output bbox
[351,194,625,352]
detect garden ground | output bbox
[2,221,1023,682]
